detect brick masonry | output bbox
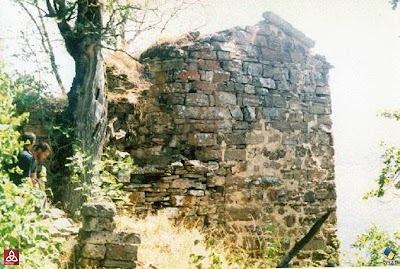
[106,11,338,267]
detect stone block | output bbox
[223,133,246,145]
[229,106,243,120]
[217,51,231,60]
[309,105,326,115]
[316,86,330,95]
[245,134,264,144]
[222,59,242,72]
[212,71,231,83]
[214,91,237,106]
[284,214,296,227]
[198,59,220,71]
[81,202,116,218]
[225,206,261,221]
[271,95,286,108]
[176,70,200,82]
[216,50,231,60]
[171,195,196,206]
[81,243,107,259]
[80,258,101,267]
[186,93,210,106]
[110,232,141,245]
[188,133,217,146]
[304,238,326,251]
[231,73,252,84]
[192,51,217,60]
[195,149,221,161]
[263,108,281,121]
[238,94,261,106]
[106,244,138,261]
[80,230,111,244]
[170,178,193,189]
[243,106,256,122]
[102,259,136,268]
[201,107,232,120]
[253,77,276,89]
[199,70,214,82]
[207,176,226,186]
[191,81,217,92]
[255,87,269,96]
[304,191,316,203]
[188,189,205,196]
[82,216,116,232]
[243,62,263,76]
[129,192,145,204]
[225,149,246,161]
[233,121,249,130]
[244,85,255,94]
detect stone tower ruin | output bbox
[107,11,338,267]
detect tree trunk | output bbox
[62,41,107,213]
[71,46,107,163]
[47,0,107,213]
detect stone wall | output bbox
[78,202,141,268]
[109,11,338,267]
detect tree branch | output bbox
[15,1,67,95]
[101,45,139,61]
[276,209,334,268]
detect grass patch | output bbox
[115,211,281,269]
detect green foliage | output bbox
[355,107,400,266]
[364,110,400,199]
[380,109,400,121]
[364,143,400,199]
[351,225,400,266]
[66,146,134,204]
[0,67,29,168]
[0,178,63,268]
[0,66,63,268]
[391,0,400,10]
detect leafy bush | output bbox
[353,110,400,266]
[352,226,400,266]
[66,145,134,204]
[0,178,63,268]
[0,66,63,268]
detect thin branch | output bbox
[46,0,57,16]
[37,4,67,95]
[276,210,334,268]
[101,45,139,61]
[16,1,67,95]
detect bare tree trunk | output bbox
[45,0,107,213]
[61,41,107,213]
[70,46,107,163]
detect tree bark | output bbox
[62,39,107,214]
[48,0,107,212]
[70,45,107,165]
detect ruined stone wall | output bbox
[108,12,338,266]
[78,202,141,268]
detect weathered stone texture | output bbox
[106,11,337,267]
[78,202,140,268]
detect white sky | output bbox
[1,0,400,265]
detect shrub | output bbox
[0,66,63,268]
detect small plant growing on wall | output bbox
[66,146,135,204]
